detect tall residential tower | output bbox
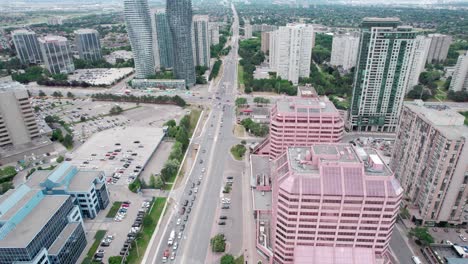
[153,10,174,69]
[124,0,156,78]
[330,33,360,71]
[167,0,196,87]
[192,15,211,67]
[269,24,314,85]
[348,18,417,132]
[449,52,468,92]
[427,33,452,64]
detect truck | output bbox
[168,230,175,246]
[162,249,170,263]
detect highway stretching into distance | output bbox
[144,4,241,264]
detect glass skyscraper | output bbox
[154,10,174,69]
[167,0,196,87]
[75,29,102,61]
[12,29,43,64]
[348,17,417,132]
[124,0,156,79]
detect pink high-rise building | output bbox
[271,143,402,263]
[256,88,344,159]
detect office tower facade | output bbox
[124,0,156,78]
[39,36,75,74]
[0,186,86,264]
[261,31,270,53]
[269,24,314,85]
[75,29,102,61]
[192,15,211,67]
[407,35,431,93]
[252,24,278,33]
[449,52,468,92]
[209,22,219,45]
[266,93,344,159]
[427,33,452,63]
[12,29,43,64]
[153,10,174,69]
[348,18,417,132]
[167,0,196,87]
[244,22,252,38]
[330,33,360,71]
[391,101,468,225]
[0,84,40,148]
[271,143,402,263]
[29,162,110,219]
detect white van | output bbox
[412,256,422,264]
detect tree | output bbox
[56,156,64,163]
[408,227,434,246]
[45,115,56,124]
[38,90,46,97]
[164,119,177,127]
[80,116,86,122]
[129,178,141,193]
[108,256,123,264]
[253,97,270,105]
[67,91,75,98]
[62,134,74,149]
[51,128,64,141]
[52,91,63,98]
[220,254,235,264]
[210,234,226,252]
[169,142,184,162]
[235,97,248,107]
[149,174,156,188]
[160,159,180,182]
[154,176,165,189]
[179,115,190,131]
[176,127,190,150]
[109,105,123,115]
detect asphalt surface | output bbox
[145,5,241,264]
[390,223,416,264]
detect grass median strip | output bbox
[125,197,167,264]
[106,201,123,218]
[82,230,107,264]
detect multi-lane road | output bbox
[144,4,241,264]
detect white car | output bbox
[178,232,182,239]
[170,252,176,260]
[176,218,181,225]
[201,168,206,173]
[173,242,178,250]
[194,188,198,193]
[459,235,467,242]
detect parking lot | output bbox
[83,186,152,263]
[429,227,468,246]
[68,126,164,186]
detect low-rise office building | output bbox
[0,185,86,264]
[39,36,75,74]
[26,162,110,219]
[131,78,186,90]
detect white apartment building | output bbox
[209,22,219,45]
[407,35,431,93]
[192,15,210,67]
[449,52,468,92]
[269,24,314,85]
[244,23,252,39]
[39,36,75,74]
[330,33,359,71]
[427,33,452,63]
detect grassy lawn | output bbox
[238,65,245,93]
[106,201,122,218]
[125,197,167,264]
[82,230,107,264]
[188,109,201,136]
[235,255,244,264]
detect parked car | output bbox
[218,221,226,225]
[219,216,227,220]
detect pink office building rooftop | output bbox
[270,143,402,264]
[255,94,344,159]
